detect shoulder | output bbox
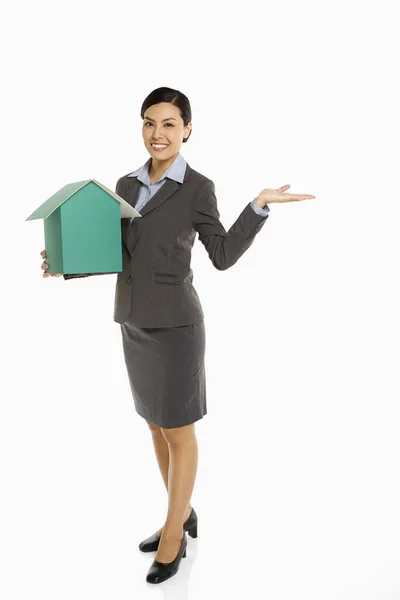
[116,165,215,195]
[116,172,134,186]
[187,166,213,186]
[186,167,215,200]
[114,172,136,197]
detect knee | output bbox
[161,423,195,445]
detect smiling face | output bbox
[142,102,192,176]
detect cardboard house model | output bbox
[26,179,141,275]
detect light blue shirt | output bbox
[127,152,270,223]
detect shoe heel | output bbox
[188,524,197,538]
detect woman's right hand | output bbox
[40,250,62,278]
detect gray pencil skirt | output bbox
[119,318,207,429]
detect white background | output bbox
[1,0,399,598]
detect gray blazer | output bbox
[64,162,269,327]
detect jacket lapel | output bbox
[122,162,191,251]
[138,178,181,217]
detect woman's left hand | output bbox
[257,184,316,208]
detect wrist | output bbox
[256,197,267,209]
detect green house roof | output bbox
[25,179,141,221]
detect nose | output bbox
[151,125,167,141]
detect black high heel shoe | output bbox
[146,532,187,584]
[139,507,198,552]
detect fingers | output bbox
[42,261,51,278]
[40,250,50,274]
[276,187,316,200]
[41,251,61,277]
[261,187,316,203]
[284,194,316,201]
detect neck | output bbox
[149,153,178,179]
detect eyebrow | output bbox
[144,116,178,122]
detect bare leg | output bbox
[154,423,198,563]
[147,421,170,492]
[147,421,192,536]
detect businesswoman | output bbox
[40,86,315,584]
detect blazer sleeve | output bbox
[63,177,125,281]
[191,179,269,270]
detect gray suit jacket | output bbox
[64,162,269,327]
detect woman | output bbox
[40,86,315,584]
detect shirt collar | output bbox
[127,152,186,185]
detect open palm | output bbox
[258,184,316,204]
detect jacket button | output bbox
[126,276,132,284]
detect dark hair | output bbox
[140,87,192,143]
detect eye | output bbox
[144,122,174,127]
